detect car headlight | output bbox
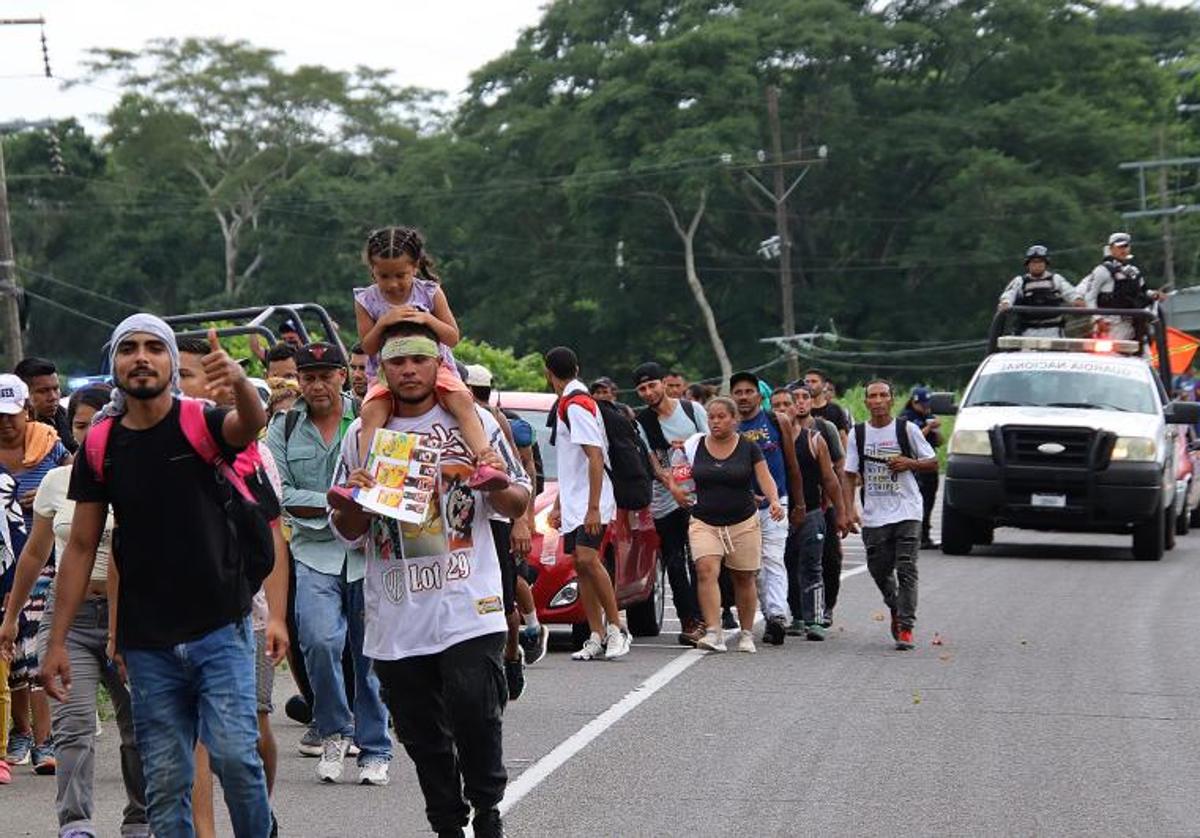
[548,580,578,608]
[949,429,992,456]
[1111,436,1157,461]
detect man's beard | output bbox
[122,380,169,400]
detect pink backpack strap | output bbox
[83,416,115,483]
[178,398,257,504]
[179,398,222,464]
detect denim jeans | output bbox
[122,616,269,838]
[294,562,391,761]
[374,632,507,834]
[863,520,921,630]
[654,507,699,624]
[784,511,826,624]
[37,594,148,836]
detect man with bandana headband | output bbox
[330,321,531,838]
[40,314,276,837]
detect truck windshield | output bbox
[965,368,1158,415]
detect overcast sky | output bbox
[0,0,548,131]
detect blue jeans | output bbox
[122,616,269,838]
[294,562,391,761]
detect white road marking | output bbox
[498,562,871,818]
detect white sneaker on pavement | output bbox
[697,630,727,653]
[604,625,630,660]
[572,635,605,661]
[737,630,756,654]
[316,734,350,783]
[358,758,390,786]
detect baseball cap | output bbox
[589,376,617,393]
[911,386,932,405]
[1108,232,1132,248]
[632,362,666,387]
[729,370,759,390]
[0,374,29,415]
[280,318,300,335]
[294,342,347,370]
[465,364,493,388]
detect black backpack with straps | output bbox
[553,393,653,511]
[853,417,913,502]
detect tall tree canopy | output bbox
[7,0,1200,388]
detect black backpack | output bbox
[554,393,653,510]
[853,417,914,502]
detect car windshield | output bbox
[965,365,1158,414]
[512,408,558,481]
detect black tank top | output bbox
[795,427,822,512]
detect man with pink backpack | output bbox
[40,313,283,838]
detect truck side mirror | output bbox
[1164,400,1200,425]
[929,392,958,415]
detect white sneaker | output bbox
[604,626,630,660]
[737,630,757,654]
[572,635,605,661]
[358,758,390,786]
[697,630,727,653]
[316,735,349,783]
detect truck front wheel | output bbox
[941,503,975,556]
[1133,501,1165,561]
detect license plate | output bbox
[1031,493,1066,508]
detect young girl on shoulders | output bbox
[351,226,507,489]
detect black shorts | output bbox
[563,524,604,554]
[489,519,516,615]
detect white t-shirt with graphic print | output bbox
[331,404,531,660]
[844,419,935,529]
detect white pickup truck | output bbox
[937,335,1200,561]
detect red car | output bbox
[491,391,665,647]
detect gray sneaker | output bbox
[297,725,322,757]
[5,730,32,766]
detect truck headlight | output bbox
[1111,436,1157,461]
[949,429,992,456]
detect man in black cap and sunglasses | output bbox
[997,244,1082,337]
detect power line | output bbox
[14,264,143,311]
[21,287,114,328]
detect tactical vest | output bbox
[1095,259,1147,309]
[1018,273,1065,329]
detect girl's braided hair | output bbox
[363,226,441,283]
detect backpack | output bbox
[635,399,701,455]
[502,408,545,496]
[85,398,281,592]
[556,393,653,510]
[853,417,914,502]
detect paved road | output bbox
[6,527,1200,836]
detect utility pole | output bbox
[0,16,50,371]
[766,87,796,381]
[0,134,18,372]
[1118,154,1200,290]
[743,87,827,382]
[1157,127,1176,288]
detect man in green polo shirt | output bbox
[266,342,393,787]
